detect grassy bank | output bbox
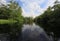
[0,19,17,24]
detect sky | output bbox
[19,0,56,18]
[0,0,59,18]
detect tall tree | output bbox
[34,0,60,41]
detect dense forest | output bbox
[0,0,34,41]
[0,0,24,41]
[34,0,60,41]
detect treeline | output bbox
[0,0,34,40]
[0,0,24,41]
[34,0,60,41]
[24,17,33,24]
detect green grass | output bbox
[0,19,17,24]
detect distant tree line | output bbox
[24,17,33,24]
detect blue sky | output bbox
[0,0,57,18]
[19,0,56,18]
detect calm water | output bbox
[18,23,54,41]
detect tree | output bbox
[24,17,33,24]
[34,0,60,41]
[0,0,24,41]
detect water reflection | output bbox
[20,23,50,41]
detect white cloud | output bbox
[20,0,56,18]
[58,0,60,1]
[0,0,56,18]
[0,0,7,5]
[47,0,56,7]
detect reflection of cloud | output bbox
[20,0,56,18]
[22,24,50,41]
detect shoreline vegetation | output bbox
[34,0,60,41]
[0,19,17,24]
[0,0,60,41]
[0,0,34,41]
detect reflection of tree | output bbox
[34,0,60,41]
[0,0,24,41]
[22,24,49,41]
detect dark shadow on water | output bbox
[0,23,57,41]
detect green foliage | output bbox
[24,17,33,24]
[34,0,60,40]
[8,1,24,23]
[0,6,11,19]
[0,19,17,24]
[0,0,24,41]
